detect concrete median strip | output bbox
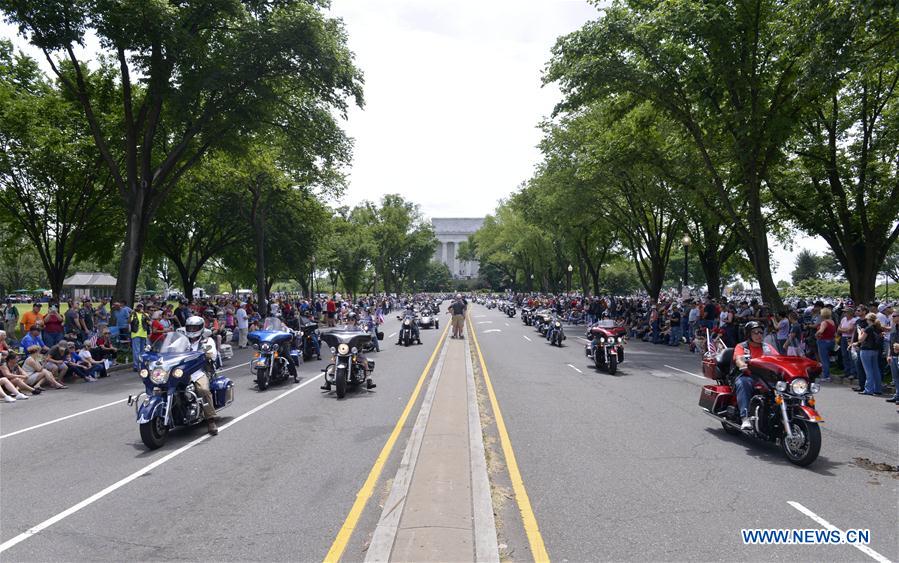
[365,323,498,563]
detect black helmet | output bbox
[744,321,763,335]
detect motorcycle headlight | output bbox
[338,343,350,355]
[139,369,149,379]
[809,383,820,394]
[790,378,809,395]
[616,337,622,343]
[600,337,606,343]
[261,343,271,351]
[776,381,787,392]
[329,346,336,354]
[171,368,184,379]
[404,319,411,326]
[555,322,561,328]
[149,368,168,385]
[351,346,358,354]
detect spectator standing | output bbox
[3,299,18,339]
[20,303,43,336]
[326,296,337,327]
[80,299,95,338]
[112,301,131,340]
[815,308,836,382]
[64,300,83,338]
[95,298,110,330]
[858,313,884,395]
[886,313,899,404]
[43,306,64,347]
[129,303,150,371]
[849,305,869,392]
[837,308,857,379]
[235,303,248,349]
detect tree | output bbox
[770,3,899,302]
[547,0,850,310]
[0,42,119,298]
[791,249,822,284]
[2,0,364,303]
[147,153,249,300]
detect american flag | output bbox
[706,328,718,356]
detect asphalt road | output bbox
[0,315,447,562]
[2,304,896,562]
[469,304,898,563]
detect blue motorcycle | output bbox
[130,332,234,450]
[248,317,300,391]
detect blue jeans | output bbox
[669,326,682,346]
[44,332,63,347]
[890,356,898,400]
[734,374,754,418]
[860,349,882,394]
[651,320,660,343]
[132,336,147,370]
[839,337,855,376]
[370,327,380,352]
[816,339,833,379]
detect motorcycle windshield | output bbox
[158,332,191,354]
[263,317,284,331]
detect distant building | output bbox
[431,218,484,279]
[63,272,117,300]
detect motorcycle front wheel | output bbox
[256,366,270,391]
[336,367,347,398]
[781,418,821,466]
[139,417,168,450]
[607,353,617,375]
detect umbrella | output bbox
[13,289,28,293]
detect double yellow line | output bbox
[324,322,449,562]
[468,314,550,562]
[324,314,549,562]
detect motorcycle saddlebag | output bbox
[377,331,384,341]
[701,355,718,380]
[699,384,734,414]
[211,377,234,409]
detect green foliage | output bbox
[419,261,453,293]
[782,279,852,299]
[598,258,641,295]
[792,249,823,284]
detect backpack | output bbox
[130,313,140,333]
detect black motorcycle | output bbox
[298,318,321,361]
[397,315,420,346]
[320,329,375,398]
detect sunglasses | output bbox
[751,329,764,334]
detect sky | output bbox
[1,0,831,283]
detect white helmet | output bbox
[185,315,205,341]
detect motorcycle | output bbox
[503,301,517,318]
[521,306,533,325]
[320,329,376,398]
[534,310,554,336]
[248,317,300,391]
[130,332,234,450]
[298,317,322,361]
[585,321,626,374]
[546,318,566,346]
[699,342,823,466]
[418,308,439,329]
[397,314,420,346]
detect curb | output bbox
[465,324,500,563]
[364,330,451,562]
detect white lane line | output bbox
[664,364,707,380]
[566,364,583,374]
[483,329,501,333]
[474,315,486,318]
[505,323,510,327]
[0,373,323,554]
[523,335,531,342]
[388,332,397,338]
[477,321,493,325]
[1,360,252,440]
[0,399,125,440]
[788,501,893,563]
[577,337,590,343]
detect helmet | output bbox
[743,321,763,336]
[203,308,215,318]
[185,316,205,341]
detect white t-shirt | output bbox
[236,307,248,329]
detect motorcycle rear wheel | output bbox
[781,419,821,466]
[336,368,347,398]
[256,366,270,391]
[139,417,168,450]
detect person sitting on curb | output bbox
[22,346,66,389]
[43,341,69,382]
[0,351,41,395]
[20,325,49,355]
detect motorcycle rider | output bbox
[301,310,322,359]
[184,316,219,436]
[397,305,422,345]
[732,320,780,431]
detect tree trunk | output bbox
[48,269,65,302]
[697,249,723,299]
[845,250,877,304]
[253,214,267,316]
[746,237,782,310]
[115,201,149,305]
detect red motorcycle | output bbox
[584,321,627,374]
[700,346,824,466]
